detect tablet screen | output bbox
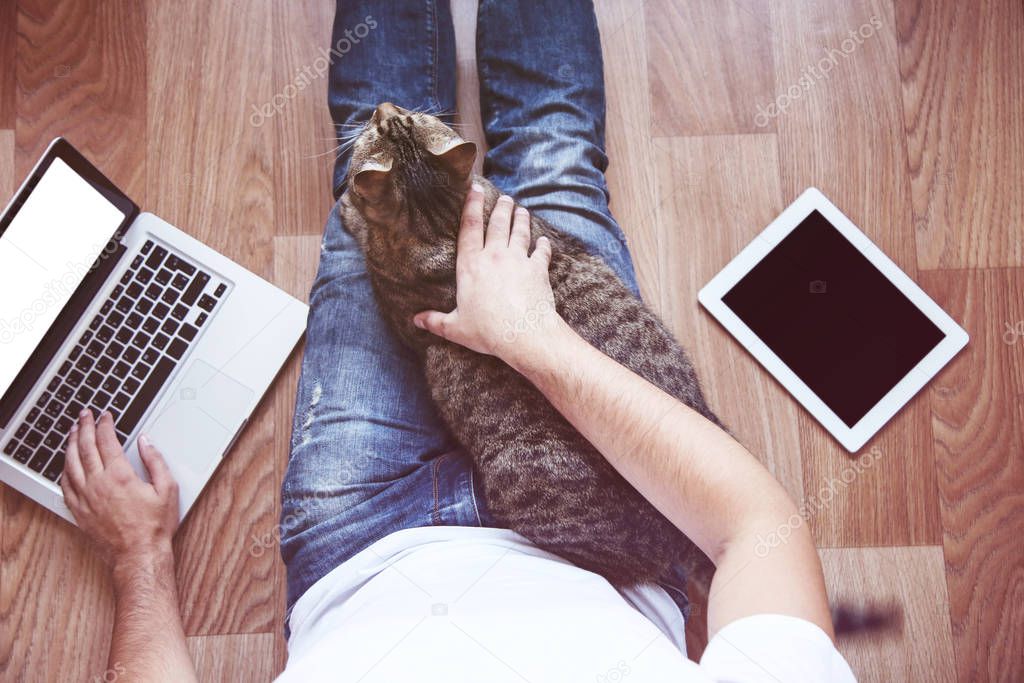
[721,210,945,427]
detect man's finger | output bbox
[457,184,486,260]
[95,411,123,466]
[531,235,553,269]
[76,409,103,474]
[413,310,454,340]
[510,207,531,254]
[138,434,177,499]
[63,422,87,490]
[485,195,514,248]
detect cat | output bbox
[339,102,720,592]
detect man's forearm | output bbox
[511,319,834,637]
[109,547,197,683]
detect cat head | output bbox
[346,102,477,241]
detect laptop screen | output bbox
[0,157,127,399]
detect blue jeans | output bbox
[281,0,647,617]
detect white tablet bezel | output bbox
[698,187,968,452]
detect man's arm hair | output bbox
[108,549,198,682]
[511,319,834,638]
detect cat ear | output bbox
[429,140,477,181]
[352,157,393,203]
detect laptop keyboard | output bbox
[1,239,227,483]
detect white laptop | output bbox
[699,187,968,452]
[0,138,308,523]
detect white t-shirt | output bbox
[278,527,856,682]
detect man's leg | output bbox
[281,0,484,616]
[476,0,641,297]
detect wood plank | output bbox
[188,632,277,682]
[0,497,114,682]
[919,268,1024,683]
[16,0,147,199]
[269,0,335,235]
[820,546,955,683]
[770,0,942,547]
[896,1,1024,269]
[269,235,322,672]
[145,0,275,276]
[0,0,14,128]
[645,0,775,136]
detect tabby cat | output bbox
[341,102,721,590]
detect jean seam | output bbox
[426,0,439,112]
[469,465,483,526]
[431,452,449,525]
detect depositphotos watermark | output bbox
[0,240,120,346]
[754,15,883,128]
[249,14,378,128]
[754,445,884,557]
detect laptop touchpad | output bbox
[142,360,254,504]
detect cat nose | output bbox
[375,102,400,123]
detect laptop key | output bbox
[65,401,83,418]
[58,360,72,377]
[152,333,170,350]
[131,254,144,269]
[142,318,159,334]
[161,288,178,305]
[47,376,60,392]
[171,273,189,290]
[69,345,83,361]
[15,424,29,439]
[146,245,168,270]
[75,387,94,404]
[116,296,133,313]
[155,268,172,286]
[115,327,133,344]
[14,446,33,464]
[43,431,62,449]
[93,391,111,409]
[86,340,105,357]
[75,355,94,373]
[107,310,125,328]
[3,440,17,456]
[124,378,140,394]
[198,294,217,312]
[25,430,43,448]
[171,304,188,321]
[195,312,208,326]
[104,342,125,359]
[113,361,130,379]
[136,298,153,315]
[131,363,151,380]
[167,338,188,360]
[138,267,154,283]
[126,312,143,329]
[28,448,52,472]
[67,369,85,387]
[145,283,162,300]
[141,240,153,254]
[86,371,104,389]
[102,376,120,393]
[123,346,140,363]
[162,319,179,336]
[89,315,103,330]
[181,272,210,306]
[35,391,52,407]
[214,283,227,297]
[45,400,63,418]
[36,415,54,432]
[153,302,170,319]
[132,332,151,349]
[56,384,74,401]
[117,357,175,436]
[112,393,131,410]
[100,299,113,315]
[142,348,160,365]
[126,282,144,298]
[120,270,133,285]
[56,416,73,433]
[96,356,114,373]
[97,325,115,343]
[43,455,65,482]
[27,407,40,422]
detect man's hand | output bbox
[61,409,179,569]
[413,184,560,367]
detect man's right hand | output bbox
[413,183,560,368]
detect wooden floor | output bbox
[1,1,1021,681]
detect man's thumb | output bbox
[413,310,454,339]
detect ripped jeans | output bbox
[280,0,650,617]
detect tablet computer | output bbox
[698,187,968,452]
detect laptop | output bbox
[0,138,308,524]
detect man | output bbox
[62,1,856,680]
